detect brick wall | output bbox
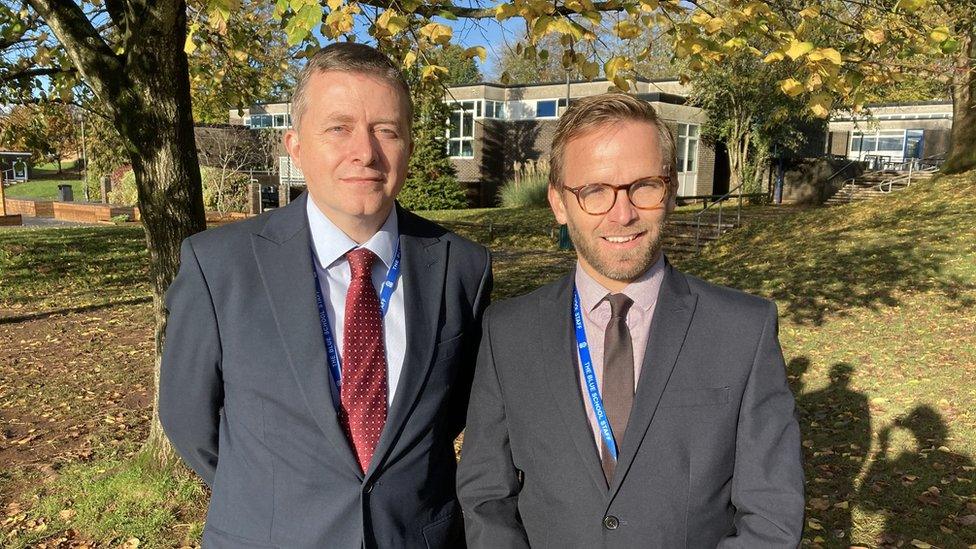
[3,199,54,217]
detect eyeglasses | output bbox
[562,176,670,215]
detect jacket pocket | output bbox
[422,508,464,549]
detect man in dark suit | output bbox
[457,93,803,548]
[160,43,491,548]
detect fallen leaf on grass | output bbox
[956,514,976,526]
[809,497,830,511]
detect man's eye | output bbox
[326,126,347,134]
[376,128,398,137]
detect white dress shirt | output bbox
[306,198,406,407]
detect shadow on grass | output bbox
[0,226,149,309]
[680,178,976,326]
[792,358,871,544]
[790,355,976,547]
[857,405,975,547]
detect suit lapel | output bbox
[542,271,610,494]
[251,194,362,478]
[608,262,698,498]
[365,208,446,481]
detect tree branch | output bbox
[25,0,125,99]
[356,0,627,19]
[0,66,77,84]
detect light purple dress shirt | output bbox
[574,254,666,457]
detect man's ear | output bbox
[282,129,302,171]
[548,184,568,225]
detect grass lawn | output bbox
[3,179,90,201]
[1,172,974,547]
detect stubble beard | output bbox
[566,215,667,283]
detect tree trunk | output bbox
[35,0,207,470]
[944,28,976,174]
[115,3,207,469]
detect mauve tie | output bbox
[601,292,634,484]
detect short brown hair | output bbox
[548,93,677,198]
[290,42,412,131]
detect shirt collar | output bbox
[306,197,399,270]
[574,254,666,314]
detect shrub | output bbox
[108,167,251,213]
[499,159,550,208]
[399,81,468,211]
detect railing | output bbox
[692,183,746,254]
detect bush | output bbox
[108,167,251,213]
[499,159,550,208]
[399,80,468,211]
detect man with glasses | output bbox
[457,93,803,547]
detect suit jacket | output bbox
[160,193,492,548]
[457,262,804,548]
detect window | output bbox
[447,101,476,158]
[273,114,291,128]
[677,123,699,173]
[849,130,912,160]
[249,114,273,128]
[484,100,505,119]
[536,100,557,118]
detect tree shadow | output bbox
[856,405,976,547]
[793,359,871,544]
[0,227,149,308]
[680,180,976,326]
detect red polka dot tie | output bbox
[341,247,388,472]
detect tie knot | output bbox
[346,247,377,280]
[607,293,633,319]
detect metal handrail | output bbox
[692,182,746,253]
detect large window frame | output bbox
[447,101,477,158]
[676,123,700,197]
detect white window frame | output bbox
[447,101,477,158]
[675,123,700,196]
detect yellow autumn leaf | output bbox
[691,11,712,25]
[581,60,600,79]
[495,3,517,20]
[724,37,747,49]
[184,34,197,55]
[463,46,487,62]
[402,51,417,68]
[604,56,632,82]
[808,47,842,65]
[639,0,659,11]
[420,22,453,45]
[420,64,449,80]
[612,75,631,91]
[808,93,833,118]
[614,20,642,39]
[764,51,785,63]
[805,72,823,91]
[929,26,950,43]
[863,28,885,44]
[533,15,554,35]
[779,77,804,97]
[704,17,725,34]
[895,0,926,12]
[785,40,815,60]
[327,0,342,10]
[798,6,820,18]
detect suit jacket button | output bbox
[603,515,619,530]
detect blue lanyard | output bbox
[573,287,618,461]
[312,243,401,391]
